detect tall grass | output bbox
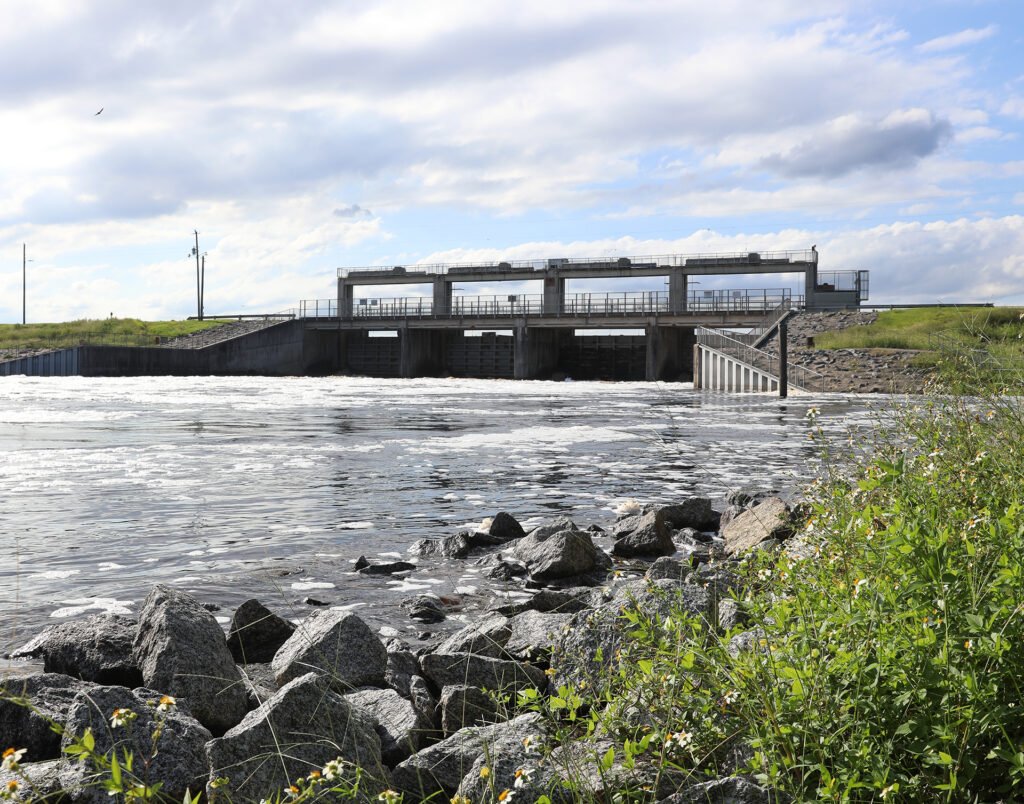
[0,319,228,352]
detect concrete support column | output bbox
[400,327,447,378]
[514,325,561,379]
[804,265,817,311]
[339,281,355,319]
[692,344,702,388]
[432,277,452,317]
[542,276,565,315]
[669,270,688,313]
[778,318,788,399]
[645,325,696,381]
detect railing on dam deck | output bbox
[298,289,801,320]
[696,326,825,392]
[337,249,818,278]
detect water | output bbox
[0,376,882,654]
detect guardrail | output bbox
[338,249,818,277]
[299,288,803,320]
[696,325,825,392]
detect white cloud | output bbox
[917,25,998,53]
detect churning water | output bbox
[0,376,883,654]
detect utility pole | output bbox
[200,254,205,320]
[22,244,26,325]
[193,231,201,320]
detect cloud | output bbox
[333,204,371,219]
[917,25,998,53]
[758,110,952,178]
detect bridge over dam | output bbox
[0,249,868,384]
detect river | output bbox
[0,376,884,654]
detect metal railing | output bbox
[338,249,818,278]
[696,325,826,392]
[300,288,803,320]
[732,300,793,347]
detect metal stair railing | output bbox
[696,324,826,392]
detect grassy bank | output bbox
[541,355,1024,801]
[0,318,228,352]
[815,306,1024,360]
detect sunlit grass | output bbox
[0,318,229,351]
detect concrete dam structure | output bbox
[1,249,868,384]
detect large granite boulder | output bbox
[722,497,794,556]
[472,512,527,545]
[644,556,693,582]
[10,615,141,686]
[434,613,511,658]
[503,610,574,662]
[391,713,544,800]
[663,776,777,803]
[439,684,499,735]
[226,599,296,664]
[512,526,608,581]
[492,588,599,617]
[59,685,211,803]
[206,672,387,800]
[549,580,710,691]
[132,585,248,734]
[659,497,721,531]
[0,759,63,802]
[0,673,94,759]
[346,687,434,767]
[271,608,387,691]
[611,510,676,557]
[419,652,546,696]
[411,533,472,559]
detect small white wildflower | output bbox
[1,748,26,771]
[156,695,176,713]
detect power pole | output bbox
[200,254,205,320]
[193,231,201,320]
[22,243,26,325]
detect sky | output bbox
[1,0,1023,323]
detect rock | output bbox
[453,728,561,803]
[527,516,581,540]
[402,595,447,623]
[9,615,142,686]
[238,662,279,708]
[549,737,685,801]
[132,584,248,734]
[612,510,675,557]
[727,629,768,659]
[419,653,546,696]
[0,673,94,760]
[483,511,528,542]
[226,598,296,664]
[676,526,713,545]
[726,487,774,508]
[486,559,529,581]
[718,599,749,631]
[206,672,388,801]
[0,759,62,801]
[272,609,387,691]
[513,527,607,581]
[439,684,499,734]
[59,685,211,803]
[644,556,692,582]
[722,498,793,556]
[434,613,511,658]
[303,597,329,606]
[659,498,721,531]
[491,588,598,616]
[550,580,710,691]
[664,776,776,803]
[411,533,472,559]
[503,610,574,662]
[346,687,434,766]
[357,560,417,575]
[391,713,544,800]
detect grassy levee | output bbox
[0,318,229,352]
[815,306,1024,359]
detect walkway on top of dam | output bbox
[322,248,869,329]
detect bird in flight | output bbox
[95,108,103,115]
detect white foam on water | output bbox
[378,552,403,559]
[291,581,336,590]
[187,550,205,556]
[97,562,127,571]
[337,521,374,530]
[331,602,365,611]
[379,626,400,637]
[454,585,478,595]
[51,598,134,618]
[35,570,79,579]
[215,616,230,625]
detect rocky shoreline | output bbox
[0,491,800,803]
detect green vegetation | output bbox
[815,306,1024,362]
[0,318,228,352]
[521,354,1024,801]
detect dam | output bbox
[1,248,868,383]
